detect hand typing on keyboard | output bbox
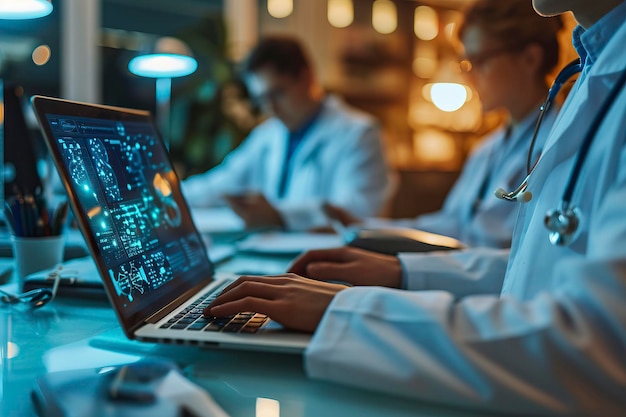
[160,287,268,334]
[203,273,348,333]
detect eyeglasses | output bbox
[250,73,302,106]
[0,265,75,309]
[252,85,291,106]
[460,46,517,73]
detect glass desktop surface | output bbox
[1,255,495,417]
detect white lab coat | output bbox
[182,95,390,230]
[366,108,556,248]
[305,17,626,416]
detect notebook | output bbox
[31,96,310,353]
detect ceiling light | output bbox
[372,0,397,35]
[430,83,467,112]
[267,0,293,19]
[414,6,438,41]
[0,0,52,20]
[328,0,353,28]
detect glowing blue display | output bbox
[45,114,208,312]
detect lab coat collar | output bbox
[288,98,325,138]
[574,0,626,68]
[535,18,626,164]
[287,94,344,167]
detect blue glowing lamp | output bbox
[128,36,197,79]
[128,37,197,149]
[0,0,53,19]
[128,54,197,79]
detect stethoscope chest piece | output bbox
[544,205,582,246]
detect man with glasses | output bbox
[183,36,390,231]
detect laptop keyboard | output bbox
[159,287,268,334]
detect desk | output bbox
[1,251,488,417]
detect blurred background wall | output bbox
[0,0,577,218]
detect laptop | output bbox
[31,95,310,353]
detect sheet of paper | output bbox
[236,232,344,255]
[190,207,245,234]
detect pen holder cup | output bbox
[11,235,65,289]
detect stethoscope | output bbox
[495,59,626,246]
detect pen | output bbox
[4,195,68,237]
[38,197,52,236]
[14,197,27,237]
[34,191,46,235]
[22,197,32,237]
[51,201,69,236]
[25,195,41,237]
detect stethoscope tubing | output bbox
[496,59,626,246]
[527,59,582,175]
[561,68,626,205]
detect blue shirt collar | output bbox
[288,97,325,138]
[572,1,626,69]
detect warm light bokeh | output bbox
[372,0,397,34]
[414,6,438,41]
[267,0,293,19]
[328,0,353,28]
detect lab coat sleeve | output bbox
[305,152,626,415]
[398,247,509,297]
[406,161,478,240]
[305,258,626,416]
[411,138,495,240]
[365,130,519,248]
[181,130,265,207]
[278,122,390,230]
[360,160,474,239]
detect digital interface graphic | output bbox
[45,114,210,311]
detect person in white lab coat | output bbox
[182,36,389,231]
[324,1,564,249]
[205,0,626,415]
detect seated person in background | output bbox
[205,1,626,414]
[326,1,564,249]
[182,36,390,231]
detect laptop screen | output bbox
[33,97,214,331]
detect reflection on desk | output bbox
[236,232,343,255]
[190,207,245,236]
[0,234,492,417]
[1,294,488,417]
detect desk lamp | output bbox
[128,37,198,149]
[0,0,52,19]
